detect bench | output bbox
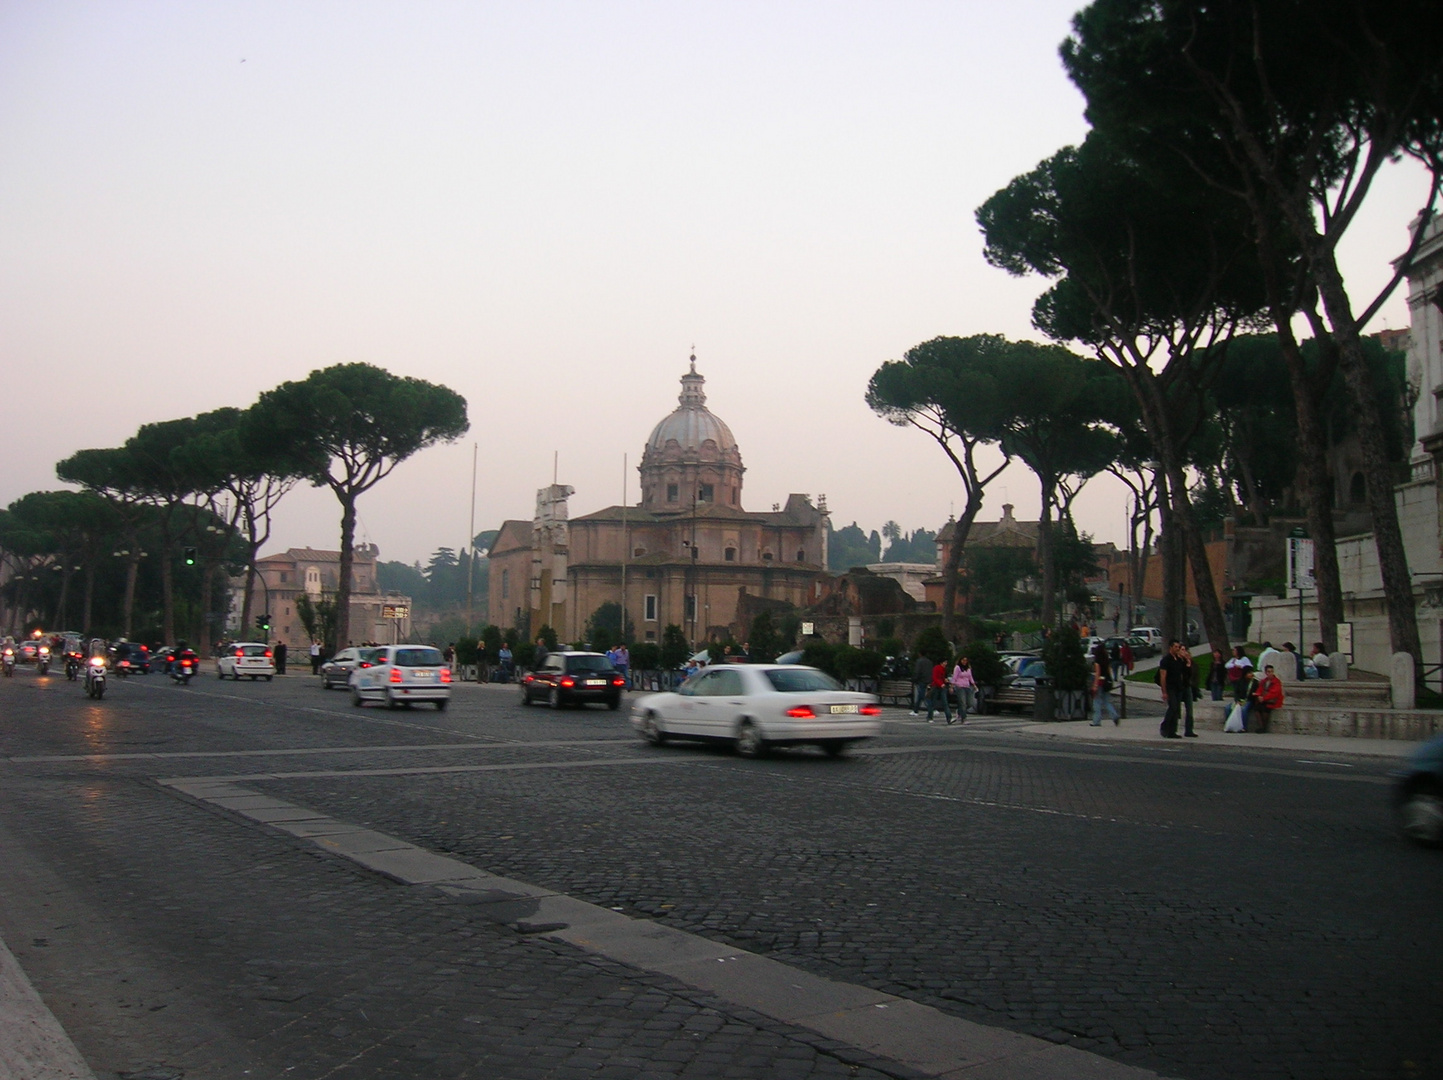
[878,680,914,707]
[986,686,1036,713]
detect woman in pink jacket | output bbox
[950,657,976,724]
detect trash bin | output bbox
[1033,682,1055,722]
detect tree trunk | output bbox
[122,555,139,639]
[56,568,72,629]
[334,493,357,648]
[1276,322,1343,652]
[1311,248,1421,665]
[1037,476,1057,627]
[161,553,175,646]
[1114,359,1230,655]
[1157,474,1180,641]
[198,563,217,656]
[82,565,95,634]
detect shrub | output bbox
[454,637,479,665]
[963,642,1008,688]
[912,625,952,664]
[630,642,660,670]
[1041,625,1089,693]
[514,642,537,669]
[659,625,689,669]
[801,641,839,677]
[835,646,884,680]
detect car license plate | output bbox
[829,704,859,714]
[413,670,434,681]
[586,679,605,686]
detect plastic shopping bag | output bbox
[1223,703,1246,733]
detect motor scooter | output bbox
[36,645,50,676]
[2,647,14,677]
[170,654,197,686]
[65,651,81,680]
[84,652,107,699]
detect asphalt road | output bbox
[0,664,1438,1080]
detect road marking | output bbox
[1294,759,1354,768]
[10,738,635,764]
[161,754,704,783]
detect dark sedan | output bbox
[521,651,626,709]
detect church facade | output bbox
[488,357,831,645]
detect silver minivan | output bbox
[350,645,452,710]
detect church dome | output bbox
[638,355,745,511]
[645,359,738,452]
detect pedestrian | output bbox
[1234,668,1261,730]
[1205,647,1227,701]
[534,637,549,669]
[950,657,976,723]
[1281,641,1304,680]
[911,653,931,717]
[1156,639,1191,739]
[274,640,287,675]
[1256,641,1283,682]
[1118,640,1135,678]
[1224,645,1253,703]
[309,640,322,675]
[1179,645,1198,737]
[498,642,514,681]
[615,643,630,689]
[1309,642,1332,679]
[1090,642,1119,726]
[925,657,952,724]
[1251,664,1285,732]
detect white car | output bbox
[630,664,881,758]
[350,645,452,710]
[1128,626,1166,652]
[216,642,275,680]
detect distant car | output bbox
[112,642,149,675]
[350,644,451,710]
[18,640,39,664]
[216,642,276,681]
[631,663,881,758]
[1003,653,1045,677]
[1107,633,1155,660]
[522,651,626,709]
[1395,734,1443,847]
[319,646,384,690]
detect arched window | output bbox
[724,547,736,562]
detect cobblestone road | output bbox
[0,668,1438,1080]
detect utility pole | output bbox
[620,454,628,646]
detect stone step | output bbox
[1282,680,1392,707]
[1193,703,1442,740]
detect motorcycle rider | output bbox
[172,641,200,683]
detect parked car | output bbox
[350,644,451,709]
[319,646,384,690]
[522,651,626,709]
[1394,733,1443,847]
[1106,633,1155,660]
[631,664,881,758]
[216,642,276,680]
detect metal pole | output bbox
[466,441,477,637]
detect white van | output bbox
[1128,626,1166,652]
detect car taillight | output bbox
[560,676,575,688]
[785,705,815,718]
[440,669,452,683]
[389,669,403,683]
[234,649,244,657]
[264,649,273,658]
[359,662,371,668]
[612,676,625,686]
[859,704,881,716]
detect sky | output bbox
[0,1,1431,567]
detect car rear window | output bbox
[567,655,616,673]
[395,648,443,667]
[240,645,270,657]
[359,648,385,664]
[763,668,842,693]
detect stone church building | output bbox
[488,357,831,646]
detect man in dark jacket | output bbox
[1156,640,1192,739]
[911,654,932,717]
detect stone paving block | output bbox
[553,912,739,968]
[939,1040,1173,1079]
[652,953,893,1023]
[310,830,419,856]
[238,805,335,824]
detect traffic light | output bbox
[183,546,197,566]
[258,613,270,633]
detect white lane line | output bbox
[11,738,635,764]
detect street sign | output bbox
[382,604,410,620]
[1287,536,1315,591]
